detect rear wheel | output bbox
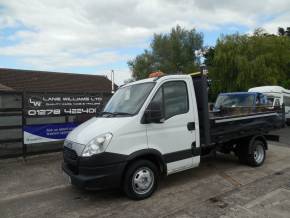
[247,140,266,167]
[123,159,159,200]
[237,139,266,167]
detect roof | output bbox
[0,83,14,91]
[123,77,155,87]
[0,68,116,93]
[123,74,190,88]
[248,86,290,94]
[219,92,259,96]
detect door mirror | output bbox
[144,102,163,123]
[209,103,214,111]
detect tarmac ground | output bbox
[0,127,289,218]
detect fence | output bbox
[0,91,112,158]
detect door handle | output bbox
[187,122,195,131]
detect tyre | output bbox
[247,140,266,167]
[237,139,266,167]
[123,159,159,200]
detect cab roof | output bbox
[122,74,191,88]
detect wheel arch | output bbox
[249,135,268,150]
[124,149,167,177]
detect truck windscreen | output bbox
[102,82,155,116]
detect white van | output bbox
[248,86,290,124]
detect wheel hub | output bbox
[254,144,264,164]
[132,167,154,195]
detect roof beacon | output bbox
[148,71,165,78]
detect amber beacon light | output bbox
[148,71,165,78]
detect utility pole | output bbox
[111,70,115,93]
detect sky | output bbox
[0,0,290,85]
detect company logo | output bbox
[29,98,42,107]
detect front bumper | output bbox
[62,147,127,190]
[62,161,126,190]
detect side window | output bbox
[163,81,189,119]
[148,81,189,120]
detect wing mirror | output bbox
[143,102,164,123]
[209,103,214,111]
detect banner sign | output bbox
[24,123,78,144]
[24,93,111,117]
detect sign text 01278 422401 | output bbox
[24,93,106,117]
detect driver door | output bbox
[145,80,199,175]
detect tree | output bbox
[278,27,285,36]
[287,27,290,37]
[205,30,290,98]
[203,46,215,67]
[277,27,290,37]
[128,25,203,79]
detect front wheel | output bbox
[123,159,159,200]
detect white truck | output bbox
[62,74,284,200]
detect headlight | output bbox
[81,133,113,157]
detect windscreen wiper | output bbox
[111,112,133,116]
[98,111,115,117]
[99,111,133,117]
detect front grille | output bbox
[63,146,78,161]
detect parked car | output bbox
[213,92,273,116]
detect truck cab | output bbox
[63,75,200,199]
[62,74,283,200]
